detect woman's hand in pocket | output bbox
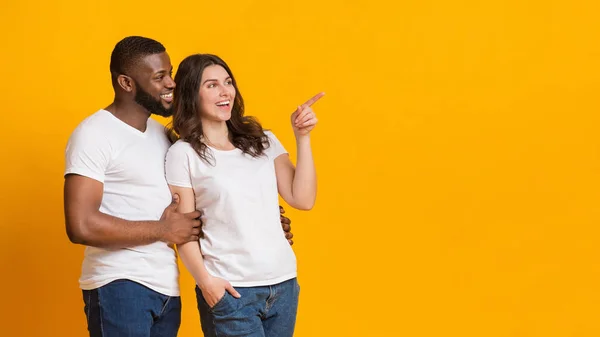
[198,275,241,308]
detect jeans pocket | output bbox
[209,292,236,315]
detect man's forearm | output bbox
[67,210,165,249]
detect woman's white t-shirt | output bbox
[165,131,297,287]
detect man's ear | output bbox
[117,75,134,93]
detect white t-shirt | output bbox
[165,131,297,287]
[64,109,179,296]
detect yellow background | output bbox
[1,0,600,336]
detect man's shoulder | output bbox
[66,110,116,150]
[71,110,112,134]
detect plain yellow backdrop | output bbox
[1,0,600,336]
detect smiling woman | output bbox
[169,54,268,163]
[198,65,236,129]
[165,53,322,337]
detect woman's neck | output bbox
[202,120,233,150]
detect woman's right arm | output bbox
[169,185,209,282]
[170,184,241,305]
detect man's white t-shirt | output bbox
[165,131,297,287]
[64,109,179,296]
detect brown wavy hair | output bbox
[167,54,269,165]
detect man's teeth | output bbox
[216,101,230,106]
[160,93,173,99]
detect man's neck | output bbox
[104,99,151,132]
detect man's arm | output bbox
[280,206,294,245]
[64,174,202,249]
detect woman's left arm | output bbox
[275,92,324,210]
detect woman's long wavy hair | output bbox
[167,54,269,165]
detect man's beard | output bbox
[134,82,172,117]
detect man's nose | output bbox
[165,76,175,89]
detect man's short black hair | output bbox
[110,36,166,83]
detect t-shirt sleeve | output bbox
[165,142,193,188]
[64,126,109,183]
[265,131,288,160]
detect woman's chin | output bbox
[219,112,232,121]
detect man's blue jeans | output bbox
[82,279,181,337]
[196,277,300,337]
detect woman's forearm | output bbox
[177,241,211,285]
[291,135,317,210]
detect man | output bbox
[64,36,294,337]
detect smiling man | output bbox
[63,36,294,337]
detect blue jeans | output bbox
[196,278,300,337]
[82,279,181,337]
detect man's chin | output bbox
[134,95,173,118]
[152,109,173,118]
[157,103,173,117]
[143,103,172,118]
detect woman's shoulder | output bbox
[170,138,193,148]
[262,130,279,141]
[167,139,195,156]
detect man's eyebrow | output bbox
[154,67,173,75]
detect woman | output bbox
[164,54,322,337]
